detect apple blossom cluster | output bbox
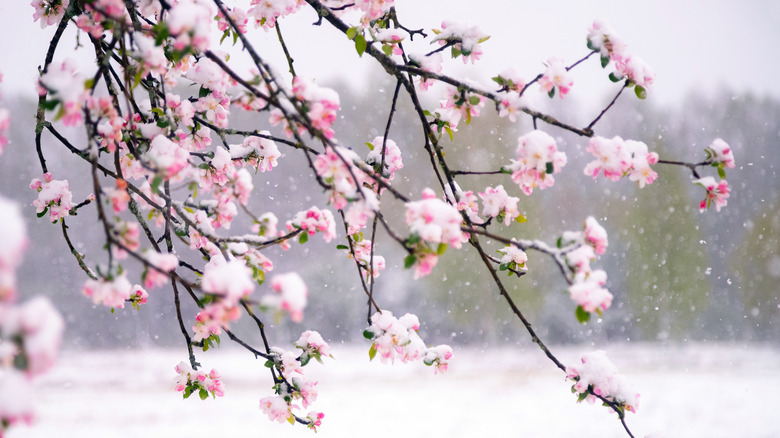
[363,311,453,374]
[31,0,70,28]
[539,57,574,99]
[705,138,735,169]
[497,240,528,275]
[0,194,64,435]
[693,177,730,212]
[82,272,149,310]
[259,331,331,430]
[507,130,568,195]
[286,206,337,243]
[174,361,225,400]
[561,217,613,319]
[567,350,640,414]
[437,85,487,130]
[583,136,659,188]
[38,58,86,126]
[260,272,308,323]
[30,174,74,223]
[404,188,465,278]
[587,19,655,98]
[478,185,522,226]
[431,21,490,64]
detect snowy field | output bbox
[8,343,780,438]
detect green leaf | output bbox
[368,343,377,361]
[608,72,622,83]
[403,254,417,269]
[336,244,349,250]
[575,305,591,324]
[548,88,555,99]
[299,232,309,244]
[436,243,447,255]
[151,176,163,194]
[468,96,481,106]
[151,107,164,117]
[444,125,454,142]
[382,44,393,57]
[354,35,367,57]
[499,263,508,271]
[635,85,647,100]
[362,329,375,340]
[514,214,528,224]
[586,38,596,51]
[545,161,554,175]
[42,99,60,110]
[717,166,726,179]
[110,307,115,314]
[199,86,210,98]
[287,415,295,425]
[198,388,208,400]
[600,55,610,68]
[365,142,374,151]
[183,386,192,399]
[220,29,230,44]
[264,360,274,368]
[346,27,358,40]
[36,206,49,218]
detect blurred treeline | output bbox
[2,78,778,350]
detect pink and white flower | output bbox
[694,177,730,212]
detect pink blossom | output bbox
[0,108,9,154]
[509,130,567,195]
[0,368,35,430]
[306,411,325,431]
[262,272,308,323]
[30,175,73,222]
[539,57,573,98]
[2,297,64,376]
[587,20,628,62]
[174,361,225,399]
[147,135,191,178]
[423,345,454,374]
[694,177,730,212]
[81,273,136,309]
[566,350,640,413]
[231,133,281,172]
[568,270,612,314]
[0,196,28,301]
[366,136,404,182]
[248,0,301,30]
[201,257,255,305]
[167,1,214,53]
[584,217,608,255]
[31,0,70,29]
[217,6,249,34]
[287,206,337,243]
[142,251,179,289]
[497,243,527,270]
[38,58,86,126]
[259,395,293,423]
[295,330,331,359]
[584,136,658,188]
[706,138,735,168]
[432,21,489,64]
[405,189,464,249]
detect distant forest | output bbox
[3,79,778,348]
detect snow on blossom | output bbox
[287,206,337,243]
[497,243,527,271]
[432,21,489,63]
[174,361,225,399]
[187,57,232,99]
[366,136,404,182]
[615,55,655,90]
[565,245,596,275]
[1,296,64,376]
[408,52,442,91]
[30,174,73,222]
[539,57,573,98]
[694,177,730,212]
[200,146,235,189]
[142,251,179,289]
[133,32,168,76]
[438,85,486,129]
[705,138,735,168]
[583,216,608,255]
[259,395,293,423]
[354,0,394,24]
[201,256,255,305]
[32,0,71,28]
[217,6,249,34]
[81,273,137,309]
[478,185,521,225]
[313,146,367,209]
[306,411,324,431]
[567,350,640,413]
[295,330,332,363]
[587,19,655,96]
[230,133,281,172]
[568,270,612,314]
[147,134,191,178]
[0,196,28,301]
[587,20,628,62]
[508,130,567,195]
[38,58,86,126]
[423,345,453,374]
[405,188,464,249]
[0,368,34,431]
[262,272,308,323]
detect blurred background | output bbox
[0,1,778,437]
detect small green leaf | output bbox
[515,214,528,224]
[499,263,508,271]
[365,142,374,151]
[382,45,393,57]
[346,27,358,40]
[299,232,309,244]
[42,99,60,110]
[600,55,610,68]
[548,88,555,99]
[183,386,192,399]
[368,343,377,361]
[575,305,591,324]
[634,85,647,100]
[717,166,726,179]
[444,125,454,142]
[608,72,622,83]
[199,86,210,98]
[586,39,596,51]
[436,243,447,255]
[199,388,208,400]
[151,176,163,194]
[110,307,115,314]
[404,254,416,269]
[36,206,49,218]
[545,161,554,174]
[363,329,375,340]
[354,35,367,57]
[468,96,481,106]
[287,415,295,425]
[336,244,349,250]
[220,29,230,44]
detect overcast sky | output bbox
[1,0,779,108]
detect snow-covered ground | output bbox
[8,343,779,438]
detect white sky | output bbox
[1,1,779,107]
